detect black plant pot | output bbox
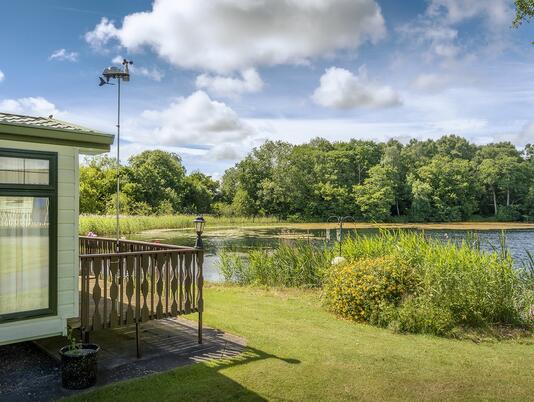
[59,343,100,390]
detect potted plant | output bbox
[59,328,100,390]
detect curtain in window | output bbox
[0,196,49,315]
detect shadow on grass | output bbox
[73,346,301,402]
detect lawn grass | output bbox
[70,285,534,401]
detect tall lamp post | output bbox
[327,215,355,256]
[98,59,133,251]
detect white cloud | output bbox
[398,22,461,64]
[111,56,164,81]
[206,144,244,161]
[134,91,255,146]
[312,66,401,109]
[411,73,452,93]
[429,118,488,133]
[427,0,511,26]
[196,68,264,98]
[48,48,79,62]
[85,0,386,72]
[0,97,59,117]
[111,55,123,65]
[134,66,164,82]
[245,117,526,148]
[399,0,512,67]
[0,70,4,82]
[520,123,534,144]
[85,17,119,51]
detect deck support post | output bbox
[135,322,141,358]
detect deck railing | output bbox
[79,236,204,345]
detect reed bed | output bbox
[219,231,534,336]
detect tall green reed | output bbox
[219,241,333,287]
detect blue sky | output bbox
[0,0,533,178]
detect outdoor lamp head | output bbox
[193,216,205,234]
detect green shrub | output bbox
[324,231,529,335]
[496,206,522,222]
[323,257,419,322]
[394,297,455,336]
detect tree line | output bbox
[80,136,534,222]
[80,150,219,216]
[219,136,534,222]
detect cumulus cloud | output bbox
[312,66,401,109]
[0,70,4,82]
[135,66,164,82]
[84,17,119,51]
[48,48,79,62]
[206,144,244,161]
[85,0,386,72]
[111,56,164,81]
[196,68,264,98]
[136,91,255,146]
[0,97,59,117]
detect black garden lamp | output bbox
[194,216,206,249]
[327,215,355,256]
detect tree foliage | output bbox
[513,0,534,27]
[80,150,219,215]
[80,138,534,222]
[219,136,534,222]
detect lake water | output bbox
[133,227,534,282]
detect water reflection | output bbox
[133,227,534,282]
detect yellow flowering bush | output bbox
[324,257,419,322]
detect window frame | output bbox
[0,148,58,323]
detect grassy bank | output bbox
[70,285,534,401]
[79,214,280,235]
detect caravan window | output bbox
[0,149,57,322]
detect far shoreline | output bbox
[137,221,534,235]
[284,222,534,231]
